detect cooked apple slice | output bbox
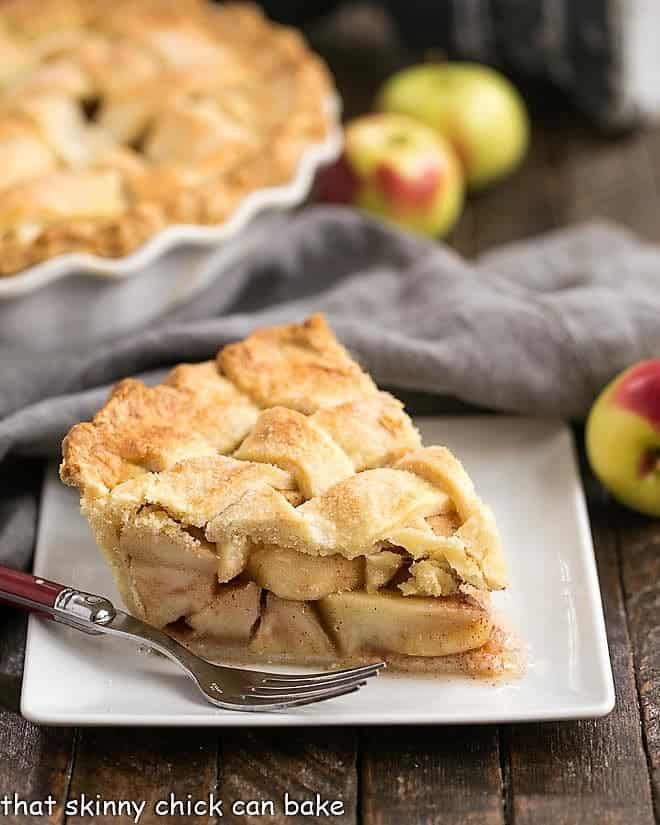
[365,550,404,592]
[250,593,335,659]
[118,507,218,628]
[386,626,521,678]
[318,590,491,657]
[216,536,250,583]
[246,544,363,601]
[185,581,261,644]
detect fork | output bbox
[0,565,384,712]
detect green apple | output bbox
[315,113,464,238]
[586,360,660,517]
[378,63,530,190]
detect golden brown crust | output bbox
[61,315,513,676]
[312,391,421,470]
[62,314,507,587]
[234,406,356,499]
[219,314,378,413]
[61,362,259,497]
[0,1,334,276]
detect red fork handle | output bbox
[0,565,65,615]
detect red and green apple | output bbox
[586,360,660,517]
[315,113,464,238]
[377,63,529,190]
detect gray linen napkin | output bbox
[2,206,660,569]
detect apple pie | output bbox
[60,315,519,678]
[0,0,333,275]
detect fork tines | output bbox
[242,662,385,711]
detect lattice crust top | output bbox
[0,0,333,275]
[61,315,508,599]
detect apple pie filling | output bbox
[61,315,518,678]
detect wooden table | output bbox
[1,9,659,824]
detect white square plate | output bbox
[22,418,615,726]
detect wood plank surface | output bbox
[545,122,660,243]
[65,729,218,825]
[0,610,75,825]
[62,729,358,825]
[219,730,357,825]
[360,727,504,825]
[617,512,660,819]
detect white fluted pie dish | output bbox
[0,119,341,351]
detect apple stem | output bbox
[425,49,448,66]
[639,449,660,478]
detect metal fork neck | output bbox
[54,588,116,627]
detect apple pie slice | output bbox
[60,315,519,678]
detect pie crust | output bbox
[60,315,519,678]
[0,1,333,275]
